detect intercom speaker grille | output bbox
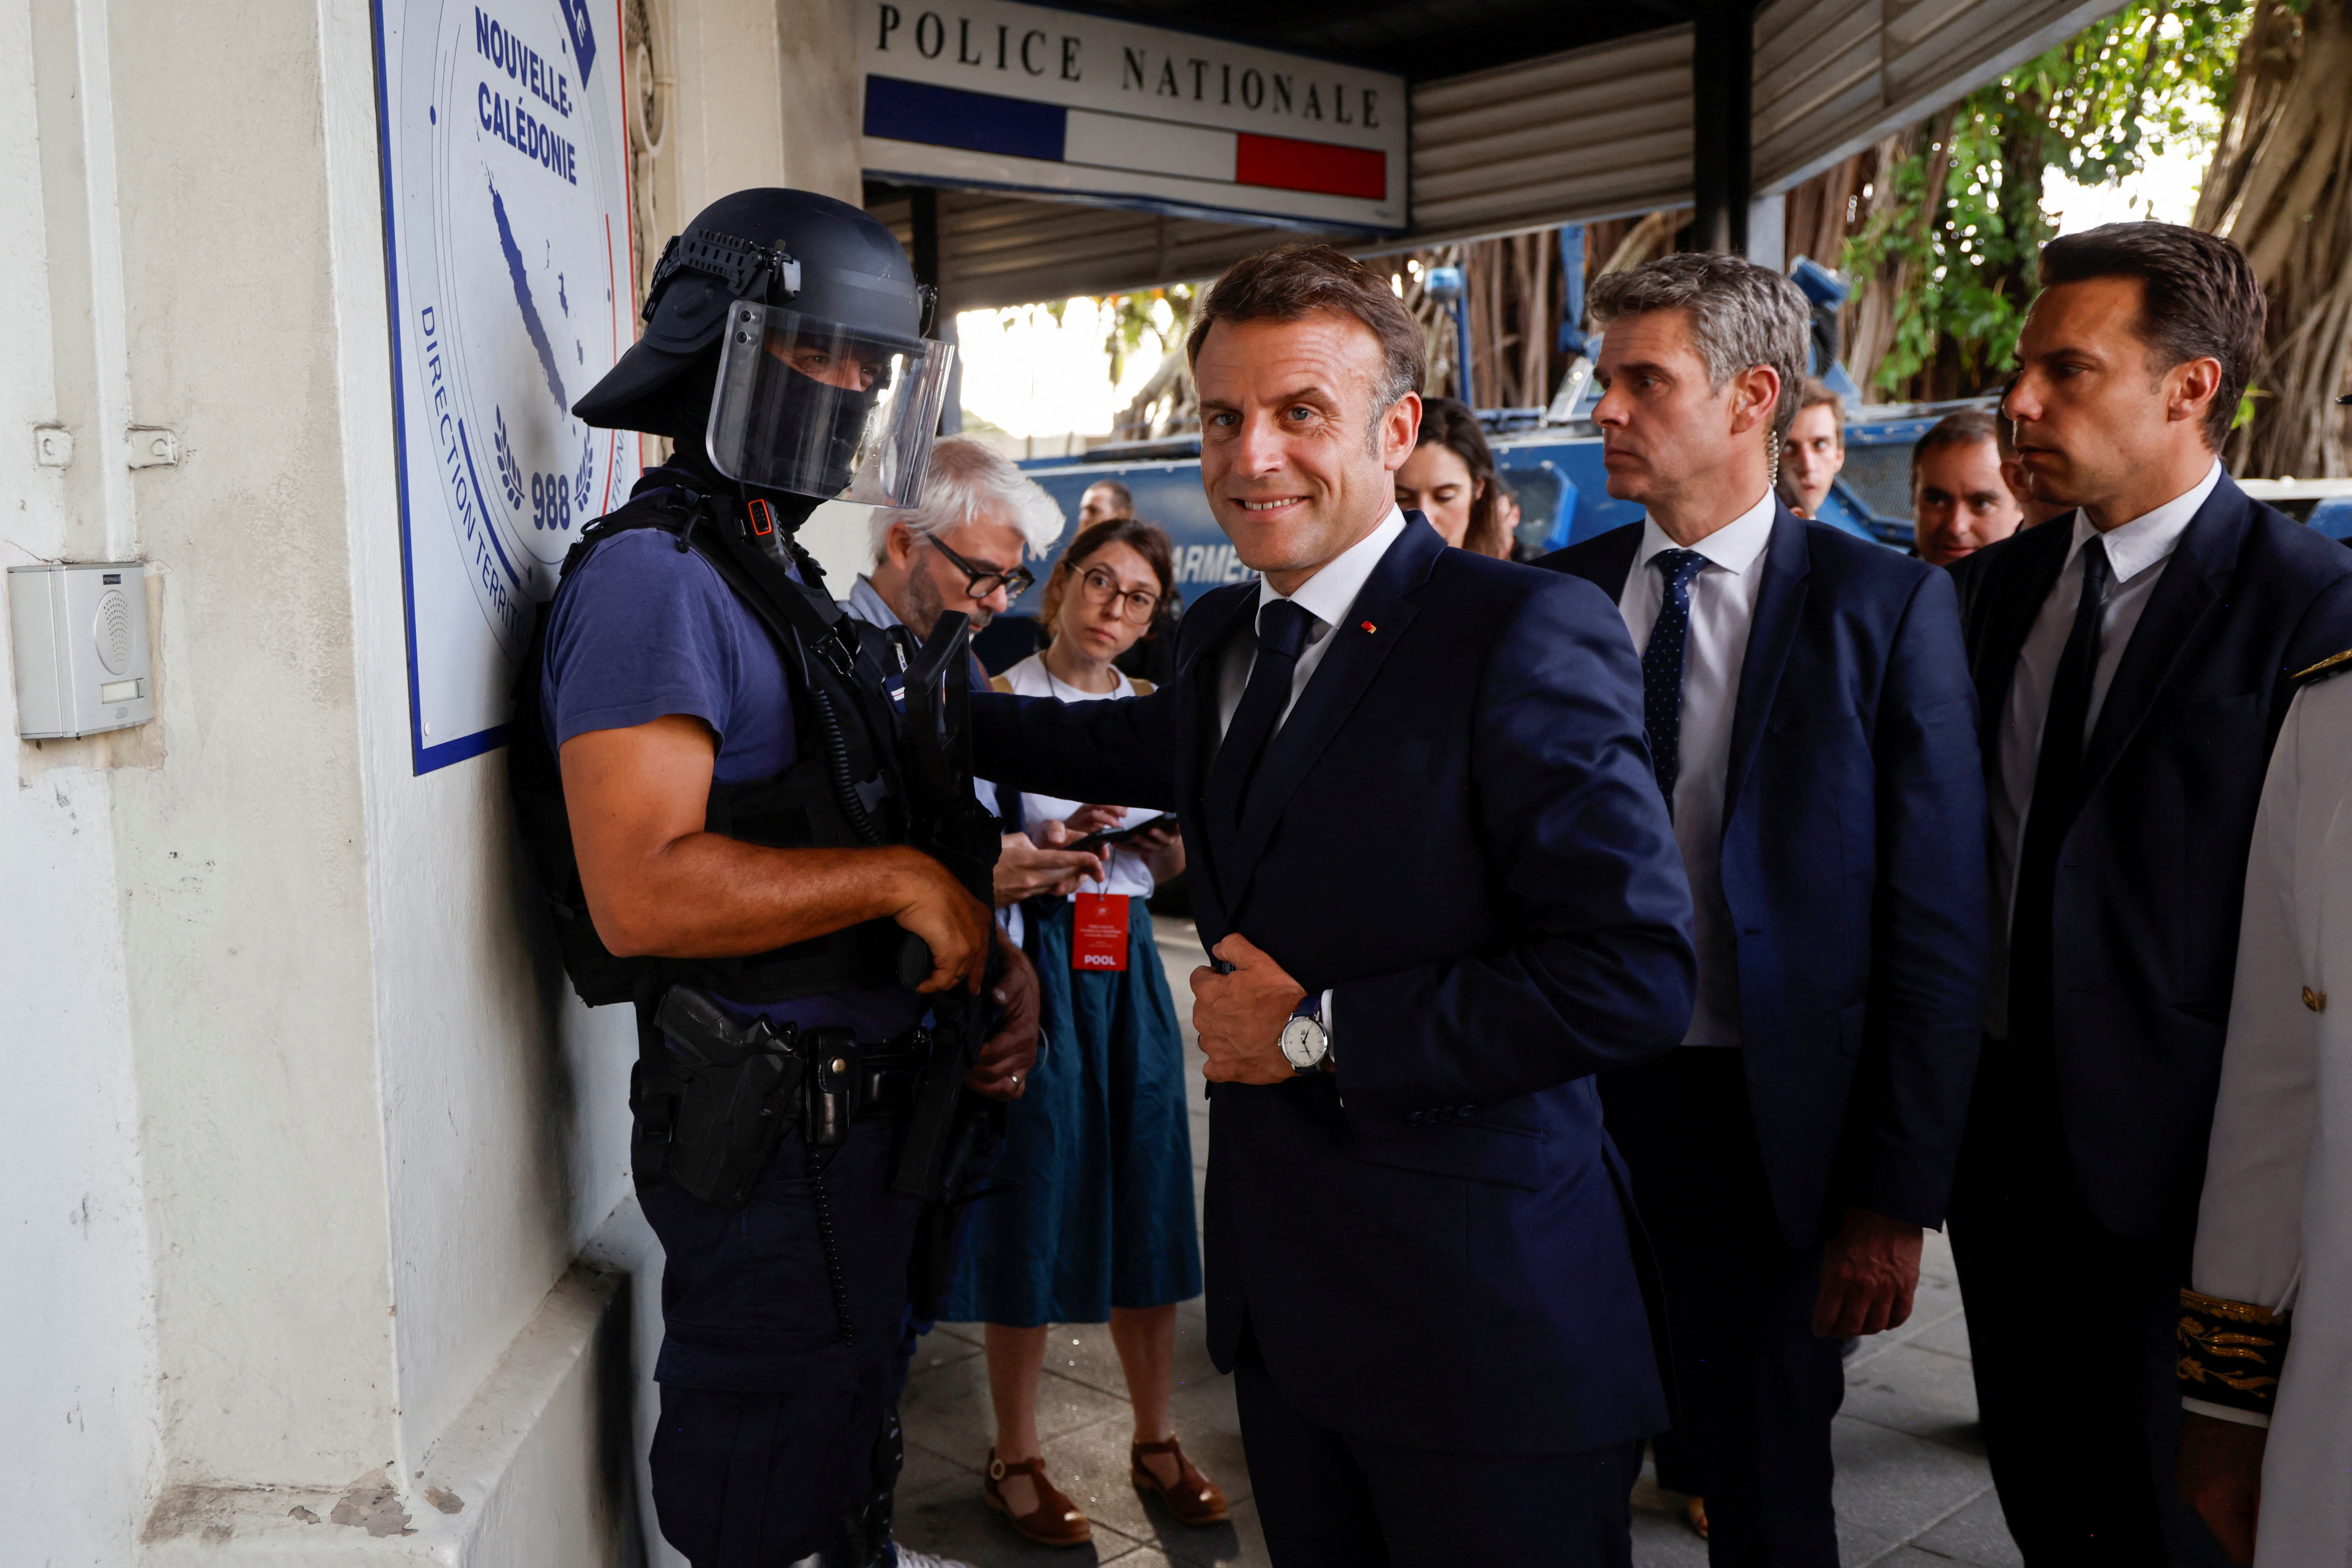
[94,589,133,675]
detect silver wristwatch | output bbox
[1279,992,1330,1074]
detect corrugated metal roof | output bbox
[1751,0,2119,191]
[1410,26,1695,242]
[873,189,1291,313]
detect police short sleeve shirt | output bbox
[541,524,924,1038]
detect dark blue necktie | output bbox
[1205,599,1315,843]
[1641,549,1710,809]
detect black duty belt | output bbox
[653,984,933,1147]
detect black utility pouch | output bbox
[653,987,807,1209]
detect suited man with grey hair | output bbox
[1540,253,1988,1563]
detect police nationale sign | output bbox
[373,0,638,772]
[857,0,1407,233]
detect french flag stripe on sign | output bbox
[863,76,1385,203]
[863,76,1065,163]
[1065,109,1234,182]
[1235,134,1386,200]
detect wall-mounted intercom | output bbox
[8,562,155,740]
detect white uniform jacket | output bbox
[2190,660,2352,1566]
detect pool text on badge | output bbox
[1071,890,1128,971]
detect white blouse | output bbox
[1000,654,1162,900]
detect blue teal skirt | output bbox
[940,897,1202,1326]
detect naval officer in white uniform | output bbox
[2177,645,2352,1567]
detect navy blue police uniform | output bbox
[525,185,996,1568]
[525,462,982,1567]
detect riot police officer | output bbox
[512,188,1039,1568]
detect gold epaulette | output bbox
[2178,1288,2292,1416]
[2294,648,2352,684]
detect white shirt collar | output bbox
[2072,459,2223,584]
[1633,489,1778,577]
[1254,506,1408,632]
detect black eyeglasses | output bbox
[924,535,1036,600]
[1076,566,1162,622]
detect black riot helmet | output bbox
[575,188,953,505]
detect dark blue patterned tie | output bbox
[1641,549,1710,810]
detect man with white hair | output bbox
[846,437,1104,914]
[854,438,1061,647]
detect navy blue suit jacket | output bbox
[1949,475,2352,1238]
[1540,507,1990,1247]
[971,515,1696,1453]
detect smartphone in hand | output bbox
[1063,812,1177,858]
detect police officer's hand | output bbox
[887,847,993,995]
[993,831,1103,906]
[968,929,1041,1099]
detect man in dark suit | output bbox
[1947,222,2352,1566]
[1539,253,1989,1564]
[971,243,1698,1565]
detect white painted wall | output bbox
[1,0,164,1558]
[92,0,400,1487]
[2,0,863,1555]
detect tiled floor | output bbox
[892,919,2020,1567]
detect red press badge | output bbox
[1071,891,1129,972]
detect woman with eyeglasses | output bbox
[939,518,1227,1545]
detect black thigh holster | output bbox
[630,984,806,1208]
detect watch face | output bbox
[1279,1016,1326,1070]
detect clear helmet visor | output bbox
[706,302,955,504]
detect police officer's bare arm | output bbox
[562,713,994,996]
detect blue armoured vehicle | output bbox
[1006,398,1978,624]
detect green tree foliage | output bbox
[1844,1,2258,398]
[1099,285,1195,386]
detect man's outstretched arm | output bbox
[970,683,1182,811]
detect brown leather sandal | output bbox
[982,1449,1092,1546]
[1130,1435,1230,1525]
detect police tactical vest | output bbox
[509,480,926,1009]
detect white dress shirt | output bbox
[1214,507,1408,741]
[1986,460,2223,1035]
[1210,505,1409,1044]
[1616,490,1778,1048]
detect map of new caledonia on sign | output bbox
[373,0,637,773]
[858,0,1407,233]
